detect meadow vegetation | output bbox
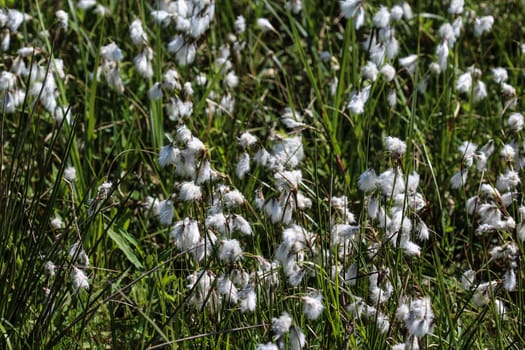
[1,0,525,349]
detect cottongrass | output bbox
[4,0,525,348]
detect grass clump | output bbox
[2,0,525,349]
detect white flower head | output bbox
[0,71,16,91]
[163,147,188,173]
[175,124,193,144]
[380,64,396,81]
[71,266,89,290]
[399,54,418,75]
[391,5,403,21]
[416,220,430,240]
[223,189,245,208]
[473,80,487,102]
[275,170,302,192]
[186,137,206,154]
[158,199,174,225]
[206,212,228,234]
[303,293,324,320]
[461,269,476,289]
[239,132,257,148]
[166,98,193,121]
[501,83,516,99]
[440,23,456,44]
[272,136,305,169]
[458,141,477,166]
[45,260,56,276]
[195,74,207,87]
[378,168,405,196]
[236,152,251,179]
[403,297,434,337]
[436,41,449,71]
[184,82,194,97]
[448,0,464,14]
[367,41,386,66]
[281,108,306,129]
[168,35,196,65]
[491,67,508,84]
[385,136,407,158]
[501,144,516,162]
[285,0,303,14]
[102,62,125,93]
[195,159,216,185]
[340,0,365,30]
[190,10,213,39]
[233,215,252,235]
[290,326,306,350]
[239,285,257,312]
[69,241,89,266]
[129,19,148,46]
[474,16,494,37]
[504,269,516,291]
[135,48,154,79]
[171,218,201,251]
[450,169,468,189]
[361,61,378,82]
[387,89,397,107]
[402,2,413,19]
[219,239,243,263]
[256,18,276,33]
[64,166,77,181]
[179,181,202,202]
[51,216,64,229]
[400,239,421,256]
[256,343,278,350]
[101,42,124,62]
[77,0,97,10]
[456,71,472,93]
[148,81,163,100]
[97,181,112,199]
[224,71,239,89]
[235,15,246,34]
[159,144,180,168]
[494,299,507,319]
[507,113,524,132]
[373,6,390,28]
[162,69,181,91]
[272,312,292,338]
[358,168,378,192]
[151,10,171,26]
[56,10,69,30]
[497,169,520,192]
[347,85,371,115]
[217,275,239,304]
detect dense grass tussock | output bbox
[2,0,525,349]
